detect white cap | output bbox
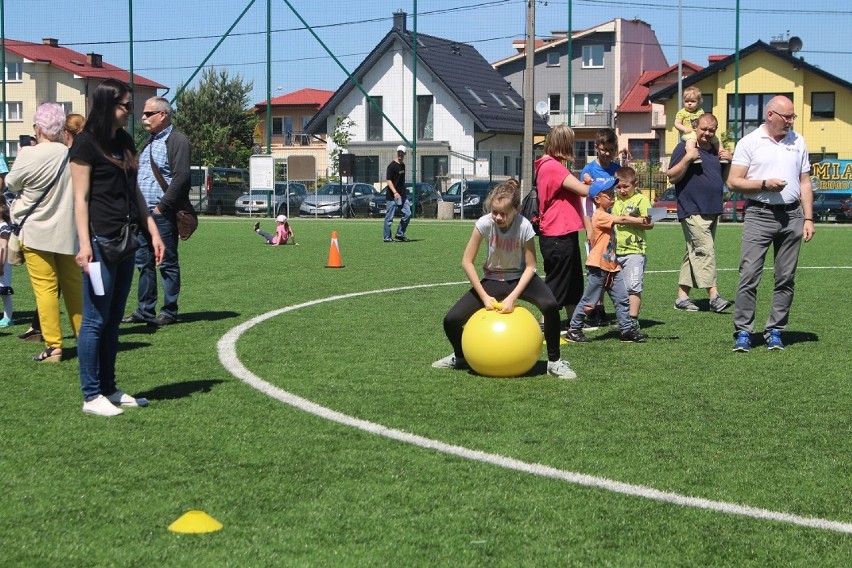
[276,214,287,223]
[396,145,407,153]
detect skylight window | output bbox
[489,91,507,108]
[466,87,486,106]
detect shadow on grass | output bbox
[136,379,225,401]
[768,330,819,347]
[175,310,241,324]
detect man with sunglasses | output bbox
[122,97,191,327]
[726,95,815,352]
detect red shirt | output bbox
[534,155,584,236]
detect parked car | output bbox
[836,195,852,223]
[442,179,499,218]
[191,166,250,215]
[813,191,852,222]
[369,182,443,218]
[299,183,377,217]
[234,182,308,217]
[652,187,678,221]
[721,192,746,221]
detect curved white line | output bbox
[217,282,852,534]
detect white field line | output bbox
[217,280,852,535]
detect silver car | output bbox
[234,182,307,217]
[299,183,377,217]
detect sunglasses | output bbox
[142,110,163,118]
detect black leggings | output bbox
[443,275,562,362]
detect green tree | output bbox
[172,68,255,168]
[329,115,355,181]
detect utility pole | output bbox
[521,0,535,193]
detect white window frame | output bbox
[547,52,560,67]
[582,45,604,68]
[548,94,561,115]
[4,102,23,122]
[5,141,20,158]
[60,102,73,115]
[5,62,22,82]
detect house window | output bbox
[60,102,73,115]
[5,141,20,158]
[574,140,595,167]
[5,62,22,82]
[354,155,380,184]
[548,94,560,115]
[417,95,433,140]
[3,102,23,122]
[727,93,793,137]
[367,96,383,141]
[582,45,604,68]
[811,92,835,119]
[547,52,560,67]
[701,94,714,115]
[272,117,284,135]
[573,93,604,125]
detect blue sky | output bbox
[6,0,850,106]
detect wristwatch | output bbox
[761,180,766,191]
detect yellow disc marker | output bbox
[168,510,224,534]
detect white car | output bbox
[234,182,307,217]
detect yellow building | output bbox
[651,40,852,165]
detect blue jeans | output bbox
[78,238,135,400]
[384,198,411,240]
[569,267,632,332]
[133,212,180,320]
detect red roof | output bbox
[3,39,166,89]
[255,88,334,109]
[616,61,703,113]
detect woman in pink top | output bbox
[534,125,589,328]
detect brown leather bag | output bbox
[149,151,198,240]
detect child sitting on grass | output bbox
[432,182,577,379]
[564,178,650,344]
[254,214,296,246]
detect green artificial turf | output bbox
[0,217,849,566]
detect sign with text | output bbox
[250,154,274,191]
[811,159,852,191]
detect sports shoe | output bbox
[105,389,149,408]
[709,295,733,313]
[431,354,469,369]
[253,222,260,231]
[674,297,700,312]
[0,316,13,328]
[564,328,590,343]
[82,395,124,417]
[547,359,577,379]
[394,235,410,242]
[151,314,177,327]
[383,238,394,243]
[619,328,648,343]
[121,313,148,324]
[733,331,751,352]
[765,329,785,350]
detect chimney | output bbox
[42,38,59,47]
[87,53,103,68]
[393,10,407,32]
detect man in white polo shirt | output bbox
[726,95,815,352]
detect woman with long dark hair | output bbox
[71,79,165,417]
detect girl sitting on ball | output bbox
[432,182,577,379]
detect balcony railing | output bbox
[270,130,324,146]
[547,111,613,128]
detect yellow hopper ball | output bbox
[461,306,543,377]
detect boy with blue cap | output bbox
[565,178,650,343]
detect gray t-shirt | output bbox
[475,213,536,281]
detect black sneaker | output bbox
[620,328,648,343]
[394,235,410,242]
[150,314,177,327]
[253,222,260,232]
[565,328,590,343]
[121,313,148,324]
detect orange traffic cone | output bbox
[326,231,344,268]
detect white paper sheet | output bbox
[88,262,105,296]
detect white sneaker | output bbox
[547,359,578,379]
[431,354,468,369]
[105,390,149,408]
[82,395,124,417]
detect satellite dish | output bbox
[535,100,548,117]
[788,36,803,53]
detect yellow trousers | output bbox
[22,246,83,349]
